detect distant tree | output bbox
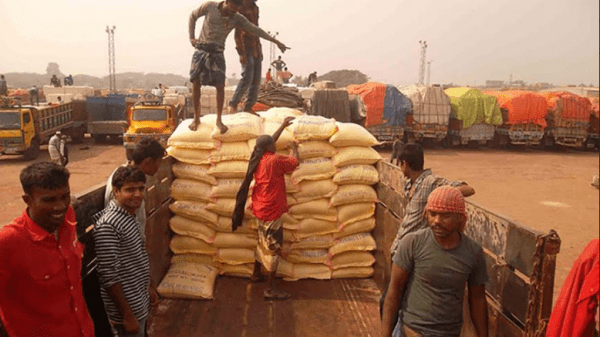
[46,62,64,77]
[291,75,307,86]
[318,69,369,88]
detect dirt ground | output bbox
[1,141,598,306]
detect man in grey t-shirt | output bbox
[381,186,489,337]
[187,0,289,135]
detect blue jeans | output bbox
[229,50,262,111]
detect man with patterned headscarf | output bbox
[381,186,489,337]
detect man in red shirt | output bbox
[233,116,297,300]
[0,162,94,337]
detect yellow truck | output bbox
[123,95,181,159]
[0,99,81,160]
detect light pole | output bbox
[418,40,427,85]
[426,60,433,86]
[268,31,278,75]
[106,25,116,93]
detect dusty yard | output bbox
[1,142,598,305]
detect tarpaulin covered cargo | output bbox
[347,82,411,127]
[484,91,549,128]
[444,87,503,128]
[399,85,450,125]
[542,92,593,121]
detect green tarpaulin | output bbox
[444,88,503,128]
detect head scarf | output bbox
[425,186,466,215]
[232,135,275,231]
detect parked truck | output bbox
[123,95,181,159]
[87,95,136,143]
[0,158,561,337]
[0,99,84,160]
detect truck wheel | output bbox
[23,139,40,160]
[72,130,85,144]
[93,134,105,143]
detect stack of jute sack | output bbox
[157,109,381,299]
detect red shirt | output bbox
[252,152,298,221]
[0,207,95,337]
[546,239,599,337]
[266,71,272,82]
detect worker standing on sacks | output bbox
[233,116,298,300]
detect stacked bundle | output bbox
[161,110,381,297]
[278,120,380,280]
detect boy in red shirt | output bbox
[233,116,297,300]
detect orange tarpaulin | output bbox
[347,82,386,127]
[588,97,599,117]
[484,91,549,128]
[542,92,592,121]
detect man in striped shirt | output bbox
[93,167,150,337]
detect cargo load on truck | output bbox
[444,87,503,146]
[163,110,380,291]
[86,94,137,142]
[485,90,549,146]
[0,100,77,160]
[541,91,593,148]
[347,82,412,144]
[400,85,451,142]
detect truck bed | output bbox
[148,277,381,337]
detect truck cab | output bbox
[123,96,179,159]
[0,106,37,159]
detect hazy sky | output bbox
[1,0,598,86]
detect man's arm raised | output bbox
[271,116,294,143]
[381,264,411,337]
[234,15,290,53]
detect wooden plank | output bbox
[487,299,525,337]
[372,204,388,291]
[377,161,405,192]
[376,182,407,219]
[500,266,530,325]
[71,183,106,236]
[463,201,509,259]
[145,202,173,288]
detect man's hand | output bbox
[190,38,198,47]
[276,42,290,53]
[149,286,159,307]
[123,312,140,334]
[282,116,295,128]
[288,141,297,150]
[239,55,248,66]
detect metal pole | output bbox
[418,40,427,85]
[426,60,432,85]
[269,31,278,75]
[106,25,116,93]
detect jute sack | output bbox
[262,122,294,150]
[210,142,251,162]
[208,161,248,179]
[334,218,376,239]
[290,158,336,183]
[169,200,218,225]
[327,251,375,270]
[330,185,378,207]
[337,202,375,226]
[329,122,379,147]
[169,215,216,243]
[157,262,219,299]
[333,165,379,185]
[216,216,257,234]
[206,198,252,217]
[167,117,218,150]
[285,175,301,193]
[329,233,377,256]
[210,179,247,199]
[170,235,217,255]
[170,179,212,202]
[213,233,257,249]
[290,234,334,250]
[332,146,381,167]
[284,262,332,281]
[291,115,338,141]
[260,107,303,120]
[219,263,255,278]
[276,259,295,278]
[211,112,262,142]
[287,195,298,206]
[297,141,337,160]
[284,249,329,264]
[172,162,217,185]
[293,179,338,204]
[331,267,374,279]
[288,218,339,239]
[214,248,255,265]
[171,253,219,267]
[280,212,299,224]
[289,198,337,222]
[167,147,211,165]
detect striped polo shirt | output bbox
[92,200,150,323]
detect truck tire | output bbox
[23,138,40,161]
[93,134,105,143]
[72,129,85,144]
